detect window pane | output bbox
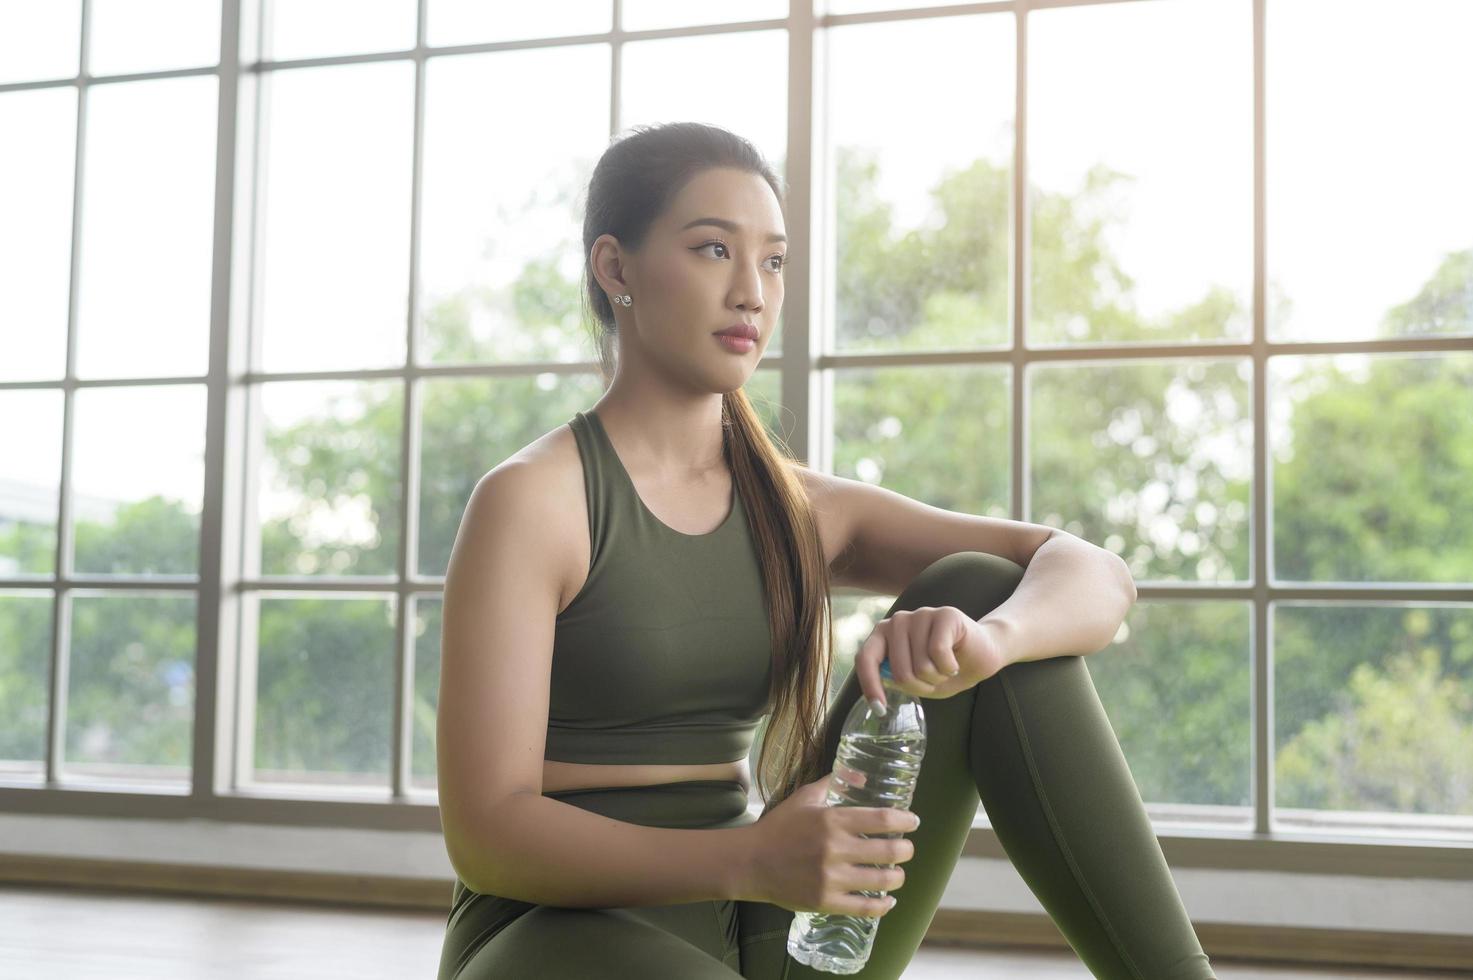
[265,0,416,62]
[0,592,55,780]
[623,0,785,32]
[418,45,609,365]
[89,0,220,76]
[66,592,196,786]
[412,596,440,789]
[427,0,610,46]
[823,0,977,13]
[258,62,414,373]
[0,0,81,84]
[256,380,403,577]
[0,87,76,382]
[76,76,217,381]
[1077,600,1251,820]
[1029,359,1252,583]
[1029,0,1251,347]
[72,385,207,577]
[833,365,1010,518]
[416,374,602,578]
[1275,603,1473,834]
[250,594,395,791]
[0,390,64,577]
[827,13,1014,353]
[1271,352,1473,584]
[1268,0,1473,343]
[621,29,788,186]
[743,369,783,442]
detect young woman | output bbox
[435,121,1218,979]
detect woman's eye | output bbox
[696,242,786,272]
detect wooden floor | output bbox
[0,883,1454,979]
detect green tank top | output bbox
[544,409,774,765]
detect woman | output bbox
[435,121,1217,979]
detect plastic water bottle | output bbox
[786,659,927,974]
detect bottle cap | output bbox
[879,659,892,680]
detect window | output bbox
[1,1,1469,873]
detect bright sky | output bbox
[1,0,1469,527]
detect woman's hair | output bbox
[578,121,836,809]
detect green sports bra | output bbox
[544,409,774,765]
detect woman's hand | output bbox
[738,771,918,917]
[856,609,1010,711]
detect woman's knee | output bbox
[898,550,1025,621]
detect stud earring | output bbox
[611,293,632,307]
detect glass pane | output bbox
[416,374,602,578]
[1268,0,1473,343]
[250,593,395,790]
[623,0,785,32]
[621,29,788,187]
[65,592,196,786]
[0,592,55,780]
[418,45,610,365]
[0,87,76,382]
[411,595,440,789]
[265,0,416,62]
[743,369,783,443]
[0,390,64,577]
[1086,600,1252,820]
[256,380,403,577]
[427,0,610,46]
[1029,359,1252,584]
[823,0,976,13]
[89,0,220,76]
[1275,603,1473,835]
[0,0,80,84]
[833,364,1010,518]
[827,13,1014,353]
[1271,352,1473,584]
[258,62,414,373]
[76,76,217,380]
[1029,0,1250,347]
[72,385,207,576]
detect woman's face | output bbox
[596,166,787,392]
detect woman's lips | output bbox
[715,333,756,353]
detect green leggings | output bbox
[438,551,1217,979]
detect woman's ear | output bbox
[591,234,630,296]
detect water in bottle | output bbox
[786,659,927,974]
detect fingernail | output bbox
[869,697,886,715]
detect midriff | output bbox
[541,757,752,795]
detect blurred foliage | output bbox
[1,146,1469,819]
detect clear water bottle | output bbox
[786,659,927,974]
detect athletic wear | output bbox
[437,458,1220,978]
[543,410,772,765]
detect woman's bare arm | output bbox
[451,790,755,906]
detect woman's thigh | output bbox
[439,781,757,979]
[454,901,745,979]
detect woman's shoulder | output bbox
[501,419,583,500]
[486,420,587,614]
